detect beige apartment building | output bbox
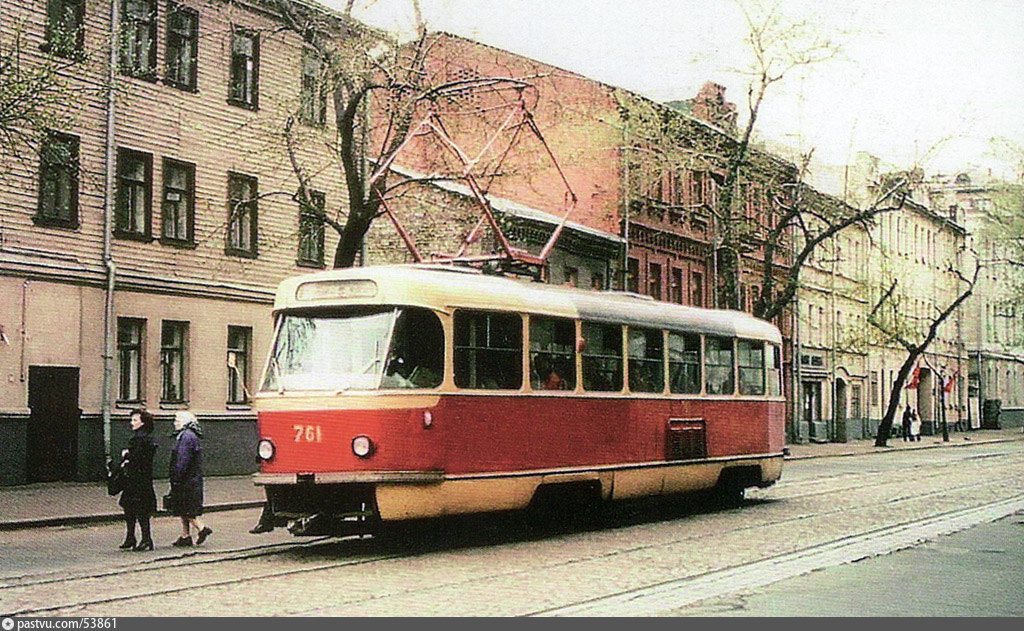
[925,171,1024,429]
[792,189,871,442]
[794,154,969,441]
[0,0,351,484]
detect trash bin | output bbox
[982,399,1002,429]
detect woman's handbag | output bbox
[106,463,125,496]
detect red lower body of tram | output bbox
[254,394,785,535]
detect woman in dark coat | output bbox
[117,408,157,551]
[169,411,212,547]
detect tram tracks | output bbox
[532,493,1024,616]
[5,445,1023,616]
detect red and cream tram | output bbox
[253,265,785,535]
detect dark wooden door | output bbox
[27,366,81,482]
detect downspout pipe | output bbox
[100,0,121,460]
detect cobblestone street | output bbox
[2,437,1021,616]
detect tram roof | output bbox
[274,265,782,343]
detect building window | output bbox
[581,322,623,392]
[648,262,662,300]
[297,189,325,267]
[120,0,158,78]
[691,271,704,307]
[454,310,522,390]
[670,268,684,304]
[228,27,259,108]
[299,48,326,126]
[628,327,664,393]
[227,326,251,404]
[161,158,195,244]
[227,172,258,257]
[35,131,79,229]
[117,318,145,402]
[166,3,199,91]
[627,257,639,293]
[160,320,188,403]
[116,148,153,239]
[591,273,605,290]
[564,266,579,287]
[44,0,85,57]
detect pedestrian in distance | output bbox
[168,410,213,547]
[910,408,922,442]
[110,408,158,551]
[901,405,913,442]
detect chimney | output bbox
[691,82,738,132]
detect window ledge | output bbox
[121,71,159,83]
[114,231,154,243]
[159,237,197,249]
[297,259,326,269]
[225,247,258,259]
[159,401,190,410]
[227,98,258,111]
[226,402,252,411]
[32,216,79,231]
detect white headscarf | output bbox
[173,410,202,436]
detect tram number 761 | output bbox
[293,424,323,443]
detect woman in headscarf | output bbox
[168,410,212,546]
[116,408,157,551]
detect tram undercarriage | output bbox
[255,458,781,537]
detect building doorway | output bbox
[27,366,81,483]
[835,378,848,441]
[802,380,823,441]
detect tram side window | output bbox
[737,339,765,395]
[668,331,701,394]
[581,322,623,392]
[381,308,444,389]
[454,310,523,389]
[628,327,664,393]
[530,316,576,391]
[766,343,782,396]
[705,336,735,395]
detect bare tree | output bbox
[0,19,90,180]
[268,0,551,270]
[867,256,979,446]
[713,0,839,310]
[752,162,912,322]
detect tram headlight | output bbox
[351,434,374,458]
[257,439,276,461]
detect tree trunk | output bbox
[875,352,920,447]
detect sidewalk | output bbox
[2,428,1021,531]
[783,426,1023,460]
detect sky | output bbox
[322,0,1024,183]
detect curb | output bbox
[0,500,264,532]
[783,435,1022,461]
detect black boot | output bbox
[134,516,153,551]
[120,513,137,549]
[172,535,193,547]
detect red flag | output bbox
[905,364,920,390]
[943,367,960,393]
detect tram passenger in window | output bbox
[543,366,567,390]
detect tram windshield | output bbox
[261,306,444,392]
